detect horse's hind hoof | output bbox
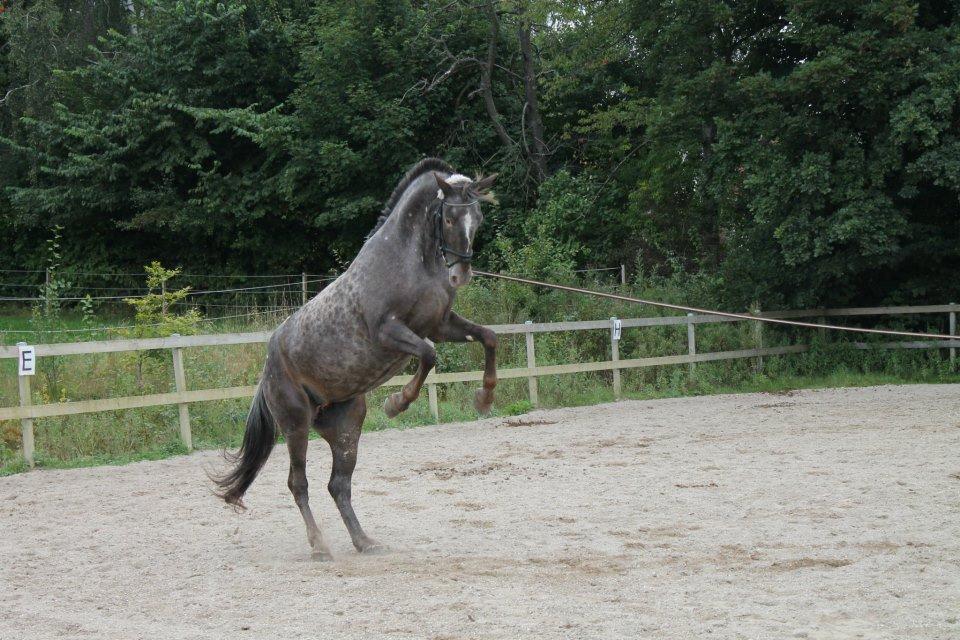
[357,539,388,555]
[473,388,494,415]
[383,393,406,418]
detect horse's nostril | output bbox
[450,275,460,285]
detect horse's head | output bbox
[433,172,497,288]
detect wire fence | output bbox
[0,268,341,340]
[0,269,337,307]
[0,268,305,278]
[0,264,631,301]
[0,307,301,337]
[0,265,624,340]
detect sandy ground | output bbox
[1,384,959,640]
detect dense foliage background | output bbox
[1,0,958,308]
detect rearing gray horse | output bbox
[213,158,498,559]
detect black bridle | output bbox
[434,198,478,268]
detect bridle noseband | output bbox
[434,198,478,268]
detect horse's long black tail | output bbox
[212,385,276,509]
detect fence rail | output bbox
[3,303,958,467]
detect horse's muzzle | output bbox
[448,264,473,288]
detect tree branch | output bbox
[425,56,481,93]
[0,81,38,107]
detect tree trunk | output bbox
[481,0,514,150]
[518,20,548,180]
[123,0,138,35]
[700,121,721,267]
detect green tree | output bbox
[122,261,202,388]
[123,261,202,339]
[3,0,304,273]
[2,0,959,311]
[711,0,960,306]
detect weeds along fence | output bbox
[1,303,958,467]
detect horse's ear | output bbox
[433,172,456,200]
[471,173,499,204]
[473,173,498,193]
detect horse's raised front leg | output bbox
[376,318,436,418]
[433,312,498,414]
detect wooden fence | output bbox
[2,303,957,467]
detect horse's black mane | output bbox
[367,157,455,239]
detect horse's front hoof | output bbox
[311,548,334,562]
[473,388,494,415]
[383,393,407,418]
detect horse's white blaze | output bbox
[440,173,478,256]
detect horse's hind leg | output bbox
[315,396,381,553]
[286,427,333,560]
[269,377,332,560]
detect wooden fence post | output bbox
[524,320,539,407]
[427,383,439,423]
[301,272,308,306]
[16,342,35,468]
[950,303,956,364]
[620,264,626,286]
[751,302,764,373]
[687,313,696,376]
[170,335,192,451]
[610,317,621,399]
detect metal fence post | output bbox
[16,342,35,468]
[610,316,621,399]
[301,272,308,306]
[44,268,51,315]
[524,320,539,407]
[950,303,956,364]
[687,313,696,376]
[427,383,439,423]
[751,302,764,373]
[170,335,192,451]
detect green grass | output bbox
[2,277,957,475]
[4,440,190,475]
[2,363,956,477]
